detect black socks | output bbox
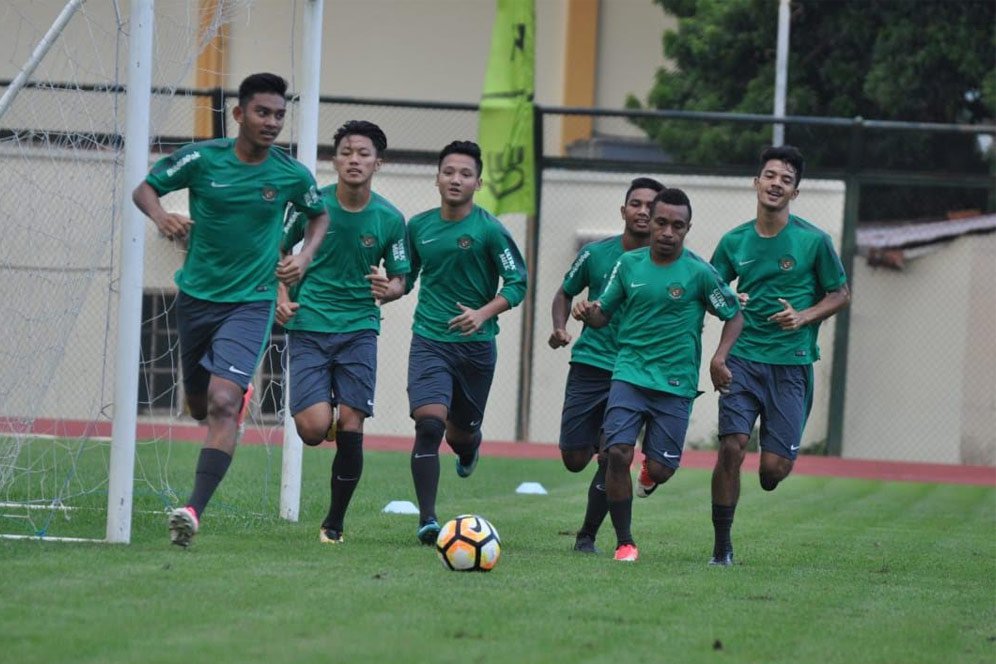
[322,430,363,532]
[411,417,446,522]
[187,447,233,516]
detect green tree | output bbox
[628,0,995,219]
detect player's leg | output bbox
[176,292,216,422]
[601,381,645,562]
[557,363,612,552]
[319,330,378,542]
[446,340,496,478]
[637,391,691,497]
[711,356,762,565]
[287,331,335,446]
[170,300,273,547]
[756,363,813,491]
[407,335,453,543]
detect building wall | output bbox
[843,234,996,465]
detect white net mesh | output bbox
[0,0,271,540]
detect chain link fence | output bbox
[3,82,994,466]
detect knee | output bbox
[647,461,675,484]
[337,406,366,433]
[606,444,633,469]
[415,416,446,450]
[186,395,208,422]
[718,435,748,467]
[561,449,593,473]
[299,429,326,447]
[759,458,793,491]
[207,388,240,421]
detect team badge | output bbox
[360,234,376,248]
[668,283,685,299]
[457,235,474,250]
[779,255,796,271]
[261,185,278,202]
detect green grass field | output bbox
[2,443,994,664]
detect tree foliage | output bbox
[628,0,995,184]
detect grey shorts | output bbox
[603,380,692,470]
[287,329,378,417]
[406,334,496,433]
[558,362,612,452]
[176,291,274,394]
[718,355,813,460]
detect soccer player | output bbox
[406,140,528,544]
[132,73,330,547]
[573,188,743,562]
[548,177,664,554]
[276,120,409,544]
[708,145,850,566]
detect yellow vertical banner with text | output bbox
[477,0,536,216]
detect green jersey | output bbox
[282,185,410,334]
[711,214,847,365]
[406,205,527,343]
[598,247,740,398]
[146,138,325,303]
[561,235,629,371]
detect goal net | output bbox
[0,0,286,542]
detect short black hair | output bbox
[624,177,665,203]
[238,72,288,107]
[438,140,483,177]
[333,120,387,156]
[759,145,805,186]
[652,187,693,222]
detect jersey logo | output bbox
[261,185,278,202]
[738,258,756,266]
[360,234,376,248]
[457,235,474,250]
[668,283,685,299]
[211,181,233,188]
[779,255,796,271]
[165,150,200,177]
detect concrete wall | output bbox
[842,234,996,465]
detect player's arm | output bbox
[710,311,743,393]
[132,181,193,240]
[571,299,609,328]
[704,269,743,392]
[769,286,849,331]
[549,287,573,348]
[276,210,329,286]
[448,224,526,336]
[370,218,411,305]
[275,279,299,325]
[366,266,406,305]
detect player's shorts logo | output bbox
[457,235,474,250]
[261,185,278,202]
[360,234,376,248]
[779,255,796,271]
[668,283,685,299]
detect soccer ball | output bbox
[435,514,502,572]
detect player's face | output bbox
[754,159,800,212]
[620,188,658,238]
[234,92,286,149]
[436,154,481,207]
[333,134,381,187]
[650,201,690,262]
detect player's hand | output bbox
[365,265,391,304]
[155,212,193,241]
[768,297,807,330]
[275,301,300,325]
[737,292,750,308]
[276,254,310,286]
[448,302,488,336]
[571,300,597,322]
[548,328,572,349]
[710,356,733,394]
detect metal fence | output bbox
[3,80,994,464]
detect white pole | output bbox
[773,0,790,146]
[107,0,155,544]
[0,0,85,121]
[280,0,324,522]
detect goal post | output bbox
[106,0,155,544]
